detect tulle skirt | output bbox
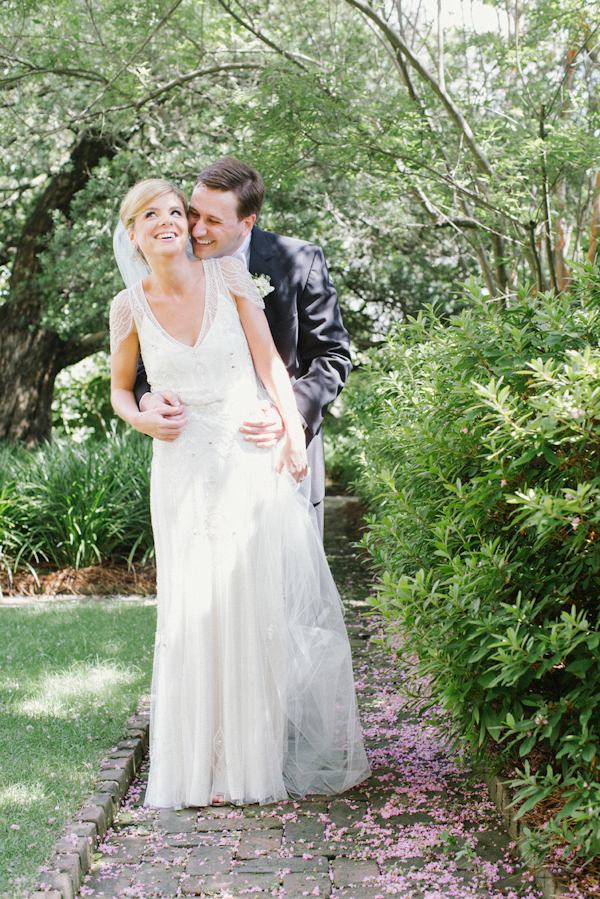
[144,421,370,809]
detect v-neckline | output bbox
[137,260,211,349]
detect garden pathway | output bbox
[79,498,544,899]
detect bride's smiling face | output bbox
[131,192,188,262]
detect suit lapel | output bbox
[249,227,275,277]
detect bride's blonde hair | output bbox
[120,180,188,263]
[120,179,188,230]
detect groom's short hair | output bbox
[195,157,265,220]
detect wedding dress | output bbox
[109,256,370,808]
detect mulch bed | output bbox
[0,562,157,597]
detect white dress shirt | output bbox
[230,232,252,270]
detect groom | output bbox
[136,157,351,534]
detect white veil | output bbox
[113,221,151,289]
[113,221,199,289]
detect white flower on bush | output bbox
[252,274,275,298]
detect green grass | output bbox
[0,598,157,898]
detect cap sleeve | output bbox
[109,289,135,354]
[219,256,265,309]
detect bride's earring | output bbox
[131,241,146,265]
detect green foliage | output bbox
[34,167,134,342]
[323,371,375,493]
[12,0,600,443]
[52,352,118,440]
[0,480,34,587]
[223,0,600,295]
[345,263,600,866]
[1,431,153,574]
[0,599,156,898]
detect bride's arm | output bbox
[235,295,308,482]
[111,330,188,442]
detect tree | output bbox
[4,0,598,441]
[207,0,599,292]
[0,131,123,441]
[0,0,265,442]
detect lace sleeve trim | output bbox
[109,289,136,354]
[219,256,265,309]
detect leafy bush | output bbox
[52,352,120,441]
[345,265,600,867]
[323,373,372,493]
[1,431,153,573]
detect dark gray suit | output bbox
[248,226,351,509]
[135,226,351,524]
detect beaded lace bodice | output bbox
[109,256,265,414]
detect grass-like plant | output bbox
[0,598,156,898]
[1,430,153,576]
[345,263,600,869]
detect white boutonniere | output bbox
[252,273,275,298]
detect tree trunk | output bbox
[0,130,121,443]
[0,325,98,443]
[588,171,600,263]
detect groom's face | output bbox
[188,184,256,259]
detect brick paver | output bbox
[76,499,543,899]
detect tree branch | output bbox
[9,130,124,313]
[73,0,188,122]
[343,0,494,178]
[437,0,445,93]
[131,63,264,110]
[213,0,312,71]
[588,171,600,263]
[19,62,263,145]
[527,220,544,293]
[0,66,110,90]
[539,104,559,294]
[80,329,109,348]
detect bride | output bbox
[109,178,370,809]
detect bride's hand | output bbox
[136,392,188,441]
[239,402,285,448]
[276,435,308,483]
[140,390,183,415]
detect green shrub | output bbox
[52,352,120,440]
[323,371,373,493]
[1,431,153,572]
[346,264,600,867]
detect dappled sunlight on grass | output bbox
[0,598,156,897]
[0,781,45,807]
[16,660,140,718]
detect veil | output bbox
[113,221,151,288]
[113,221,199,289]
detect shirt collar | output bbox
[230,231,252,269]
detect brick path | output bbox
[76,499,543,899]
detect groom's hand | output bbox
[139,390,188,441]
[239,402,285,448]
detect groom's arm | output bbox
[133,356,151,408]
[292,245,352,443]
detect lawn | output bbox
[0,597,156,898]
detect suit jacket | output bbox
[248,227,351,504]
[135,227,351,505]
